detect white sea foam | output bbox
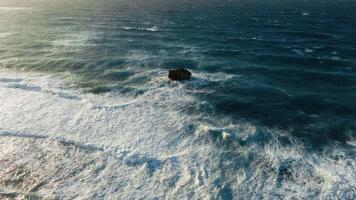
[122,26,160,32]
[0,69,354,199]
[0,7,31,11]
[0,32,13,39]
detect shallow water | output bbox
[0,0,355,199]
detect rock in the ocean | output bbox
[168,68,192,81]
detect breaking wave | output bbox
[122,26,160,32]
[0,69,354,199]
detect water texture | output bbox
[0,0,355,199]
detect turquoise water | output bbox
[0,0,355,199]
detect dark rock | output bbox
[168,68,192,81]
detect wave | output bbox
[122,26,160,32]
[0,69,355,199]
[0,7,31,11]
[0,130,168,199]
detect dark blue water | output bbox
[0,0,355,198]
[2,0,355,146]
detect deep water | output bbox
[0,0,355,199]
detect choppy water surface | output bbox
[0,0,355,199]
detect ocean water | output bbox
[0,0,355,199]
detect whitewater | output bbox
[1,0,356,199]
[0,69,354,199]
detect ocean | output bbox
[0,0,355,199]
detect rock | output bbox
[168,68,192,81]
